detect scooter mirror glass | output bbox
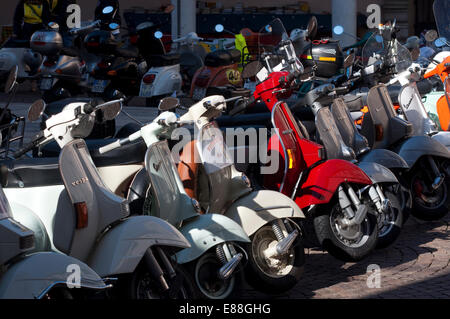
[102,6,114,14]
[109,23,120,31]
[333,25,344,36]
[27,100,46,122]
[425,30,438,42]
[411,48,420,61]
[158,97,180,111]
[4,65,18,94]
[343,53,355,69]
[154,31,163,39]
[241,60,263,79]
[215,24,224,33]
[435,37,447,48]
[48,22,59,30]
[307,16,318,39]
[101,101,122,121]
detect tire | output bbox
[186,250,241,299]
[127,259,197,299]
[376,186,404,249]
[314,198,378,261]
[244,223,305,294]
[409,165,450,221]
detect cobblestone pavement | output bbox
[6,97,450,299]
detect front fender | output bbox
[395,135,450,167]
[225,190,304,236]
[175,214,250,264]
[0,252,107,299]
[88,216,190,277]
[297,159,372,209]
[357,161,399,184]
[359,149,409,170]
[432,131,450,151]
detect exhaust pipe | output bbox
[218,253,243,280]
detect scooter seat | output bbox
[2,157,61,188]
[388,79,433,104]
[148,53,180,67]
[204,49,241,67]
[36,138,147,167]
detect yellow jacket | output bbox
[24,0,58,25]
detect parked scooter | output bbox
[4,99,195,299]
[98,99,251,299]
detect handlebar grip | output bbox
[13,132,45,158]
[83,103,95,114]
[98,137,130,154]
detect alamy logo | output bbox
[366,4,381,29]
[66,264,81,289]
[66,4,81,29]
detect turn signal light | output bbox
[107,70,117,76]
[75,202,88,229]
[55,69,63,74]
[143,74,156,84]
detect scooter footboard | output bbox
[175,214,250,264]
[0,252,107,299]
[225,190,305,236]
[296,159,372,209]
[88,216,190,277]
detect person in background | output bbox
[13,0,70,40]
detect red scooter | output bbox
[235,19,379,261]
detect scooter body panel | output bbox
[139,64,182,97]
[0,251,107,299]
[88,215,190,277]
[394,135,450,167]
[296,159,373,209]
[175,214,250,264]
[432,131,450,150]
[357,161,399,184]
[359,148,409,170]
[225,190,304,236]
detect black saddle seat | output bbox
[387,79,433,104]
[37,138,147,167]
[204,49,241,67]
[3,157,61,188]
[148,53,180,67]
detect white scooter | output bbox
[3,99,194,299]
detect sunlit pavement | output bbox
[6,95,450,299]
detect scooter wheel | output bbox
[244,224,305,294]
[409,167,450,221]
[313,200,378,261]
[376,186,404,249]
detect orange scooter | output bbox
[424,56,450,131]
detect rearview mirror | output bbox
[306,16,318,40]
[4,65,18,94]
[215,24,224,33]
[241,60,263,79]
[27,99,46,122]
[425,29,438,43]
[343,53,355,69]
[102,6,114,14]
[333,25,344,36]
[435,37,447,48]
[158,97,180,112]
[109,23,120,31]
[154,31,163,39]
[101,101,122,121]
[48,22,59,30]
[411,48,420,61]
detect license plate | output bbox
[193,87,207,100]
[139,83,153,97]
[40,78,54,90]
[91,79,109,93]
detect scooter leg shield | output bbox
[394,135,450,168]
[88,216,190,277]
[225,190,305,236]
[0,252,108,299]
[296,159,373,209]
[175,214,250,264]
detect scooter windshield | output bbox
[434,0,450,42]
[196,122,234,174]
[362,31,412,73]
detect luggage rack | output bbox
[0,115,26,159]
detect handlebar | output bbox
[229,96,256,116]
[13,132,46,158]
[98,137,131,154]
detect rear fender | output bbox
[296,159,372,209]
[175,214,250,264]
[0,252,107,299]
[152,65,182,96]
[225,190,304,236]
[394,135,450,168]
[88,216,190,277]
